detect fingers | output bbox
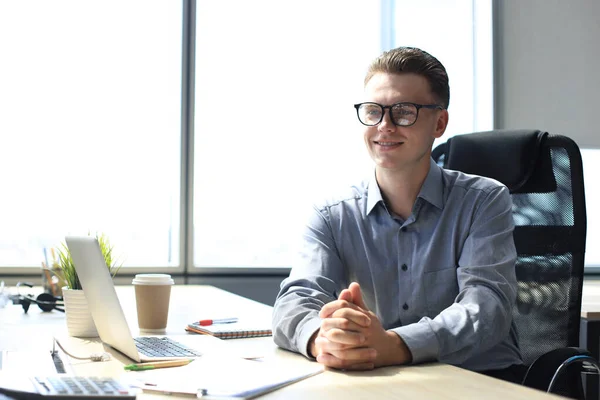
[322,310,370,331]
[319,299,370,324]
[314,333,363,352]
[348,282,369,311]
[318,325,366,347]
[323,346,377,362]
[319,298,353,318]
[316,347,377,370]
[322,282,369,319]
[338,288,352,302]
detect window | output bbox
[192,0,493,269]
[0,1,494,273]
[0,1,182,270]
[193,0,381,269]
[391,0,494,144]
[581,149,600,269]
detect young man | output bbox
[272,46,525,382]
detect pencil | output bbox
[124,359,194,371]
[50,247,57,264]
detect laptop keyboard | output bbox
[134,337,202,358]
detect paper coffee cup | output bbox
[132,274,174,332]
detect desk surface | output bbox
[0,285,561,399]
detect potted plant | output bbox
[55,233,122,290]
[54,233,122,337]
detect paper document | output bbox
[0,350,71,374]
[128,354,323,399]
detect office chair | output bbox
[431,129,600,399]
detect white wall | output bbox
[494,0,600,149]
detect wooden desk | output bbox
[0,285,561,399]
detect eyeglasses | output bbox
[353,102,444,127]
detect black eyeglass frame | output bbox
[353,102,444,127]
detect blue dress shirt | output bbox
[272,158,523,371]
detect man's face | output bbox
[362,72,448,173]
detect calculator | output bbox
[0,374,136,399]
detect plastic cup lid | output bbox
[132,274,174,285]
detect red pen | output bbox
[199,317,238,326]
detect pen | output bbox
[198,317,238,326]
[43,247,49,269]
[124,359,193,371]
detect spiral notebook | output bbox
[185,321,272,339]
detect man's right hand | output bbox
[308,288,377,370]
[309,283,412,370]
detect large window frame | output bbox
[7,1,582,280]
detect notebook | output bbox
[185,321,272,339]
[65,236,208,362]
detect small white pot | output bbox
[62,287,98,338]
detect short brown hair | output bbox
[364,46,450,109]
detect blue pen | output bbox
[43,247,49,267]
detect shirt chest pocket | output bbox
[424,268,459,317]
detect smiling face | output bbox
[362,72,448,174]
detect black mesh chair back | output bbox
[432,129,589,397]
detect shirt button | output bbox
[403,303,409,310]
[401,264,408,271]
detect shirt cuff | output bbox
[392,318,439,364]
[295,316,322,359]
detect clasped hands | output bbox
[309,282,412,370]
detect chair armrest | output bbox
[523,347,600,397]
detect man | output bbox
[272,46,525,382]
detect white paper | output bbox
[127,354,323,399]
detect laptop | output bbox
[65,236,205,362]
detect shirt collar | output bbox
[366,158,444,215]
[366,170,383,215]
[418,158,444,210]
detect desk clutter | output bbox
[1,284,570,399]
[0,345,319,400]
[0,374,136,399]
[185,320,272,339]
[0,346,320,400]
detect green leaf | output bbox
[55,232,122,290]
